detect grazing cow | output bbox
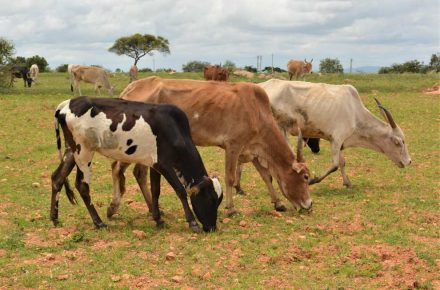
[114,77,312,217]
[287,59,313,80]
[233,69,254,79]
[259,79,411,187]
[203,65,229,81]
[68,64,80,92]
[51,96,223,232]
[71,65,114,96]
[10,65,33,87]
[129,64,138,82]
[29,64,39,82]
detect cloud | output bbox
[0,0,437,70]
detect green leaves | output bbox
[108,33,170,65]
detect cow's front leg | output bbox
[309,141,341,185]
[107,161,130,218]
[234,164,245,195]
[252,159,287,212]
[224,148,241,216]
[339,151,352,187]
[156,166,200,233]
[150,168,164,228]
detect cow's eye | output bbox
[304,174,309,181]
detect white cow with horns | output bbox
[259,79,411,187]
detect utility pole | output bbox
[256,55,262,71]
[271,53,274,74]
[153,57,156,72]
[350,58,353,73]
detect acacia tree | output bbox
[108,33,170,66]
[319,58,344,73]
[0,37,15,65]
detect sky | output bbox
[0,0,438,72]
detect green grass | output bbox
[0,72,438,289]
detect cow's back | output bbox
[120,77,271,147]
[259,79,364,138]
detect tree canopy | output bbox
[108,34,170,65]
[182,60,209,72]
[319,58,344,73]
[0,38,15,65]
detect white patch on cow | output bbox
[174,168,187,186]
[211,177,222,198]
[62,104,158,167]
[193,112,199,120]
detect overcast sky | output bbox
[1,0,438,71]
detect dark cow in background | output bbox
[287,59,313,80]
[51,96,223,232]
[10,65,33,87]
[204,65,229,81]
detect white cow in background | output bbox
[70,65,114,96]
[29,64,39,82]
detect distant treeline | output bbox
[379,54,439,74]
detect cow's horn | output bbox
[374,98,397,128]
[297,129,304,162]
[310,58,313,63]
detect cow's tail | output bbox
[54,101,77,205]
[70,84,73,92]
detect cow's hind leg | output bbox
[107,161,130,218]
[234,164,246,195]
[252,159,287,212]
[74,150,106,228]
[224,147,241,216]
[133,164,153,213]
[50,149,76,226]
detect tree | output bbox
[182,60,209,72]
[0,38,15,65]
[10,56,26,65]
[429,53,440,72]
[223,60,236,72]
[108,33,170,65]
[56,64,68,72]
[244,65,257,73]
[319,58,344,73]
[26,55,49,72]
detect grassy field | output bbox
[0,72,438,289]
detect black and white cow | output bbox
[10,65,33,87]
[51,96,223,232]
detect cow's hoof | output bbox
[226,207,239,217]
[274,203,287,212]
[51,219,60,227]
[95,222,107,229]
[107,206,117,218]
[235,188,246,195]
[343,181,352,188]
[189,221,201,233]
[155,220,165,229]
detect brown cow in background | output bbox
[129,64,138,82]
[204,65,229,81]
[287,59,313,80]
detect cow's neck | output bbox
[344,110,392,153]
[253,127,295,179]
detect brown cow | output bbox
[287,59,313,80]
[203,65,229,81]
[108,76,312,217]
[71,65,114,97]
[129,64,138,82]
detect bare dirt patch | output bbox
[422,84,439,95]
[344,244,434,288]
[91,239,130,250]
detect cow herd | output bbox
[45,60,411,233]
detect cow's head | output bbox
[279,132,312,211]
[303,59,313,74]
[26,76,33,87]
[188,176,223,232]
[374,98,411,168]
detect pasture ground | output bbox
[0,72,439,289]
